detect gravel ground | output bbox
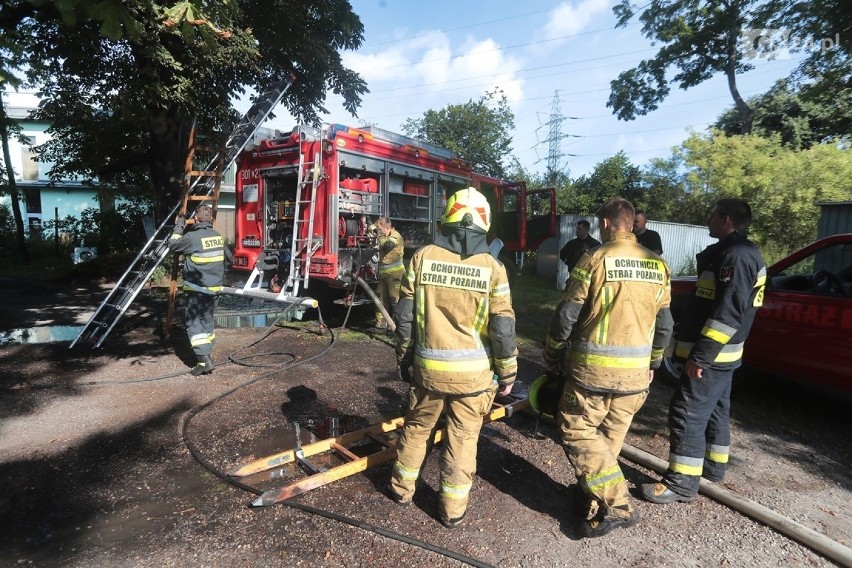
[0,279,850,567]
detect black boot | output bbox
[191,355,215,376]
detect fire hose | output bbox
[356,275,396,333]
[619,443,852,566]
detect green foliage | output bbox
[0,203,18,266]
[636,154,702,224]
[714,80,852,150]
[401,89,515,178]
[41,201,153,256]
[676,130,852,260]
[560,152,642,214]
[756,0,851,92]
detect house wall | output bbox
[1,92,99,234]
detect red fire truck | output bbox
[232,123,555,302]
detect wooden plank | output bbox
[330,442,360,462]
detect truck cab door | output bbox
[525,188,557,252]
[491,182,525,253]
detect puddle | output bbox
[0,325,84,346]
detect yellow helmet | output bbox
[441,187,491,232]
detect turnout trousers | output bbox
[376,274,401,327]
[390,383,497,523]
[663,366,733,497]
[185,292,218,358]
[559,381,648,517]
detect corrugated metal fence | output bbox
[818,202,852,239]
[536,214,716,290]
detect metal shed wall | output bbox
[818,202,852,239]
[536,215,716,290]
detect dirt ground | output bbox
[1,277,850,567]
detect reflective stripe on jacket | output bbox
[675,231,766,370]
[167,221,227,295]
[546,231,674,393]
[395,244,518,395]
[378,229,405,277]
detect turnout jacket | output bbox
[377,228,405,278]
[545,231,674,393]
[167,221,228,295]
[674,230,766,370]
[394,238,518,395]
[559,235,601,271]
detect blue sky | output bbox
[262,0,806,178]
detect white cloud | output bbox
[543,0,611,40]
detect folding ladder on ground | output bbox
[229,395,530,507]
[70,79,294,349]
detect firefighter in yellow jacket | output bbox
[372,217,405,330]
[543,197,673,538]
[390,187,518,528]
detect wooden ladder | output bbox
[230,395,530,507]
[164,124,225,338]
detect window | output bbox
[21,135,38,181]
[24,187,41,214]
[772,242,852,295]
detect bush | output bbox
[0,203,18,267]
[41,200,153,256]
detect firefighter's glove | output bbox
[174,214,186,234]
[542,340,568,375]
[397,364,413,384]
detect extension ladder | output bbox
[70,79,293,349]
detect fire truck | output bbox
[232,123,556,303]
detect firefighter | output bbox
[641,198,765,504]
[543,197,673,538]
[168,204,231,376]
[390,187,518,528]
[372,216,405,331]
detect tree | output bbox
[564,151,642,214]
[3,1,368,223]
[0,99,29,261]
[636,154,694,223]
[608,0,761,133]
[714,79,852,149]
[0,12,30,261]
[676,130,852,260]
[401,89,514,178]
[756,0,851,94]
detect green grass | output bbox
[510,273,562,347]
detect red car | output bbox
[664,233,852,394]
